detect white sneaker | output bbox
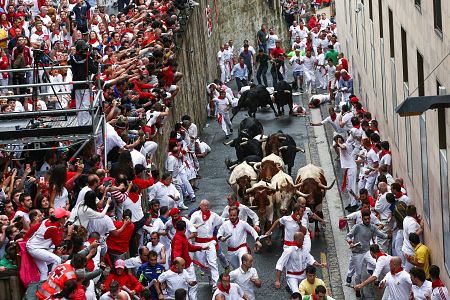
[179,204,189,210]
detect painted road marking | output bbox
[321,252,332,297]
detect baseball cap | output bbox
[53,208,70,219]
[350,96,359,103]
[169,207,180,216]
[115,259,125,269]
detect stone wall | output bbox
[154,0,289,168]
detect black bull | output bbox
[230,85,277,121]
[273,80,294,115]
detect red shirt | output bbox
[106,220,134,254]
[131,176,154,193]
[171,231,202,268]
[270,47,285,58]
[340,57,349,71]
[103,272,142,294]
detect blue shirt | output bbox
[232,63,248,80]
[136,263,165,299]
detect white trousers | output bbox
[364,174,377,197]
[75,89,91,125]
[185,263,197,300]
[179,170,195,199]
[304,69,316,91]
[194,241,219,284]
[286,275,306,293]
[344,166,358,206]
[315,68,327,88]
[218,112,232,135]
[27,247,62,280]
[347,250,376,284]
[224,62,231,81]
[228,247,249,269]
[220,63,226,83]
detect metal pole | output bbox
[68,137,93,163]
[2,66,71,73]
[0,91,72,99]
[0,139,85,152]
[3,80,90,89]
[0,108,90,120]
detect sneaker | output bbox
[179,205,189,210]
[346,276,352,284]
[191,197,196,202]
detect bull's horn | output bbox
[227,179,235,185]
[246,187,255,193]
[279,146,289,150]
[242,137,248,141]
[293,182,302,188]
[253,162,261,170]
[258,138,268,142]
[278,136,286,141]
[296,147,305,153]
[223,140,234,145]
[229,164,238,170]
[284,90,291,94]
[251,177,258,180]
[273,91,278,94]
[239,141,248,146]
[318,179,336,190]
[296,190,310,197]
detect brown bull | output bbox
[253,153,285,182]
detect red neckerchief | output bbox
[343,74,351,81]
[239,63,245,68]
[432,279,446,289]
[160,180,170,187]
[244,50,249,54]
[217,283,230,294]
[201,209,211,221]
[35,31,44,36]
[38,13,46,18]
[376,252,387,261]
[353,124,360,129]
[379,150,391,158]
[395,192,404,199]
[17,206,29,213]
[330,113,337,121]
[235,201,240,207]
[89,38,98,44]
[291,213,299,222]
[311,294,319,300]
[391,267,403,276]
[231,218,239,228]
[128,192,140,203]
[170,265,180,273]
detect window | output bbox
[437,80,446,149]
[388,8,394,57]
[401,27,408,83]
[368,0,373,20]
[381,40,387,120]
[417,51,425,96]
[378,0,383,38]
[415,0,421,9]
[420,116,430,225]
[391,60,399,146]
[433,0,442,33]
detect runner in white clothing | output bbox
[229,254,261,300]
[380,256,412,300]
[221,193,260,232]
[274,232,326,293]
[190,200,223,287]
[217,206,262,269]
[334,134,358,207]
[213,90,233,137]
[212,272,249,300]
[410,267,432,300]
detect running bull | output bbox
[265,132,304,175]
[230,85,277,121]
[227,161,258,205]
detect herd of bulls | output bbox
[224,117,335,241]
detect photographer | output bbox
[68,39,98,126]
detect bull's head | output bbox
[246,183,276,214]
[296,178,327,208]
[236,175,254,202]
[277,179,309,215]
[259,160,281,182]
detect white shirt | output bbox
[402,216,420,256]
[221,204,260,226]
[130,149,147,167]
[366,148,379,170]
[412,280,433,300]
[165,216,197,238]
[292,40,306,52]
[217,219,259,250]
[372,254,391,280]
[158,269,190,299]
[212,283,245,300]
[275,246,316,278]
[76,186,94,206]
[146,242,165,265]
[290,55,304,72]
[380,153,392,167]
[190,210,223,238]
[338,141,357,169]
[319,18,332,30]
[230,267,259,300]
[105,123,126,155]
[124,256,143,269]
[340,112,353,132]
[87,216,116,245]
[381,270,412,300]
[375,193,391,220]
[303,55,316,72]
[53,187,69,209]
[346,210,380,225]
[267,34,279,49]
[148,181,179,209]
[432,285,450,300]
[217,50,225,65]
[165,154,181,179]
[213,96,231,114]
[321,113,344,135]
[123,194,144,222]
[279,215,301,243]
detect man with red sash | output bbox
[274,232,326,293]
[190,199,223,288]
[430,265,450,300]
[380,256,412,299]
[354,244,391,292]
[212,272,249,300]
[171,219,207,300]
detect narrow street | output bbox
[192,69,346,299]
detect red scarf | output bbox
[231,218,239,228]
[235,201,240,207]
[391,267,403,276]
[376,252,387,261]
[239,63,245,68]
[89,38,98,44]
[342,73,351,81]
[161,180,171,187]
[17,206,29,213]
[330,113,336,121]
[432,279,446,289]
[353,124,360,129]
[128,192,140,203]
[201,209,211,221]
[311,294,319,300]
[395,192,404,199]
[217,283,230,294]
[380,150,391,158]
[243,50,248,54]
[291,213,299,222]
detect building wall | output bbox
[336,0,450,281]
[154,0,288,168]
